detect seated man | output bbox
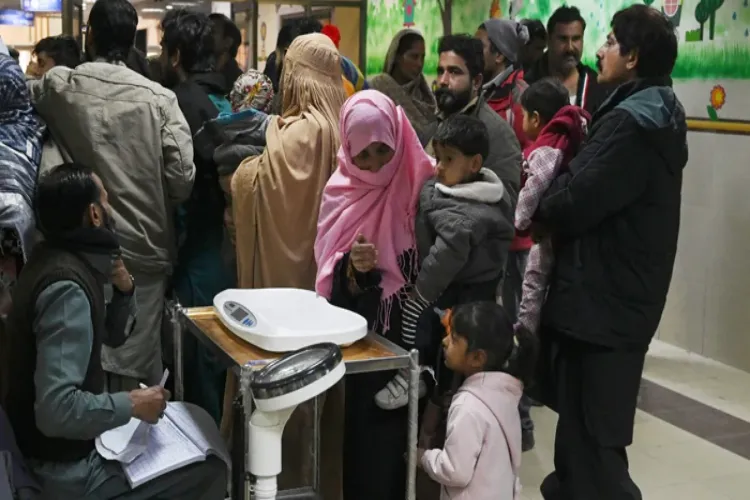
[1,163,227,500]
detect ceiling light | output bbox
[141,7,165,12]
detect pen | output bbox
[138,368,170,390]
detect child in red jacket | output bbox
[515,78,590,334]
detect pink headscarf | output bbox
[315,90,435,322]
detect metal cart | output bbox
[172,305,420,500]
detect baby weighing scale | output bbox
[213,288,368,352]
[247,343,345,499]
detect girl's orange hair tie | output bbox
[441,308,454,336]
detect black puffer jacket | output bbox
[535,77,688,349]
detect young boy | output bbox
[515,77,590,335]
[375,115,515,410]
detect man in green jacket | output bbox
[2,163,227,499]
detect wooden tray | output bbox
[181,307,410,372]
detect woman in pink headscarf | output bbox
[315,89,434,500]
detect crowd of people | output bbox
[0,1,687,500]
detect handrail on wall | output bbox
[686,118,750,135]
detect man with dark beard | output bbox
[524,6,609,115]
[2,163,227,499]
[431,34,522,212]
[159,9,234,423]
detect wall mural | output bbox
[365,0,750,122]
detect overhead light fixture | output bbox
[141,7,165,12]
[165,4,173,9]
[170,1,200,6]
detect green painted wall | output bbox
[366,0,750,79]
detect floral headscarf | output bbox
[229,69,275,113]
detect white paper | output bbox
[123,411,204,488]
[96,418,150,464]
[97,402,231,489]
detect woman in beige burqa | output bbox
[227,32,347,498]
[369,29,437,145]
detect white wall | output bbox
[137,16,161,56]
[657,129,750,372]
[211,1,231,17]
[256,3,304,73]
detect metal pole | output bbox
[406,348,420,500]
[172,302,185,401]
[62,0,74,36]
[312,395,321,493]
[241,366,255,500]
[247,1,257,70]
[359,0,367,72]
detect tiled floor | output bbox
[518,340,750,500]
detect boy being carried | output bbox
[515,78,590,334]
[375,115,514,410]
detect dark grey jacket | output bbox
[428,97,522,222]
[415,169,514,303]
[195,108,270,178]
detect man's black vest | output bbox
[4,243,107,462]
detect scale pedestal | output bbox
[173,305,420,500]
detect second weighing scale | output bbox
[214,288,368,352]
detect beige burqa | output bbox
[232,34,346,290]
[228,33,347,499]
[369,29,437,144]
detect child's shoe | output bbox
[374,368,428,410]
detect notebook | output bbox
[102,402,231,489]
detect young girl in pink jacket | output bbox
[419,301,537,499]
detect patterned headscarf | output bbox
[0,55,44,163]
[230,69,275,113]
[0,54,45,261]
[0,55,44,206]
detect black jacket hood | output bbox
[600,77,688,175]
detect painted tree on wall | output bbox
[403,0,417,27]
[436,0,453,34]
[695,0,725,40]
[706,0,725,40]
[695,1,710,40]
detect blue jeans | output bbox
[503,250,534,433]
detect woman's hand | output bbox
[350,234,377,273]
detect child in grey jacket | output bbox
[375,115,515,410]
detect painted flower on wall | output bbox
[707,84,727,120]
[710,85,727,109]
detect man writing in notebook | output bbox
[1,163,227,499]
